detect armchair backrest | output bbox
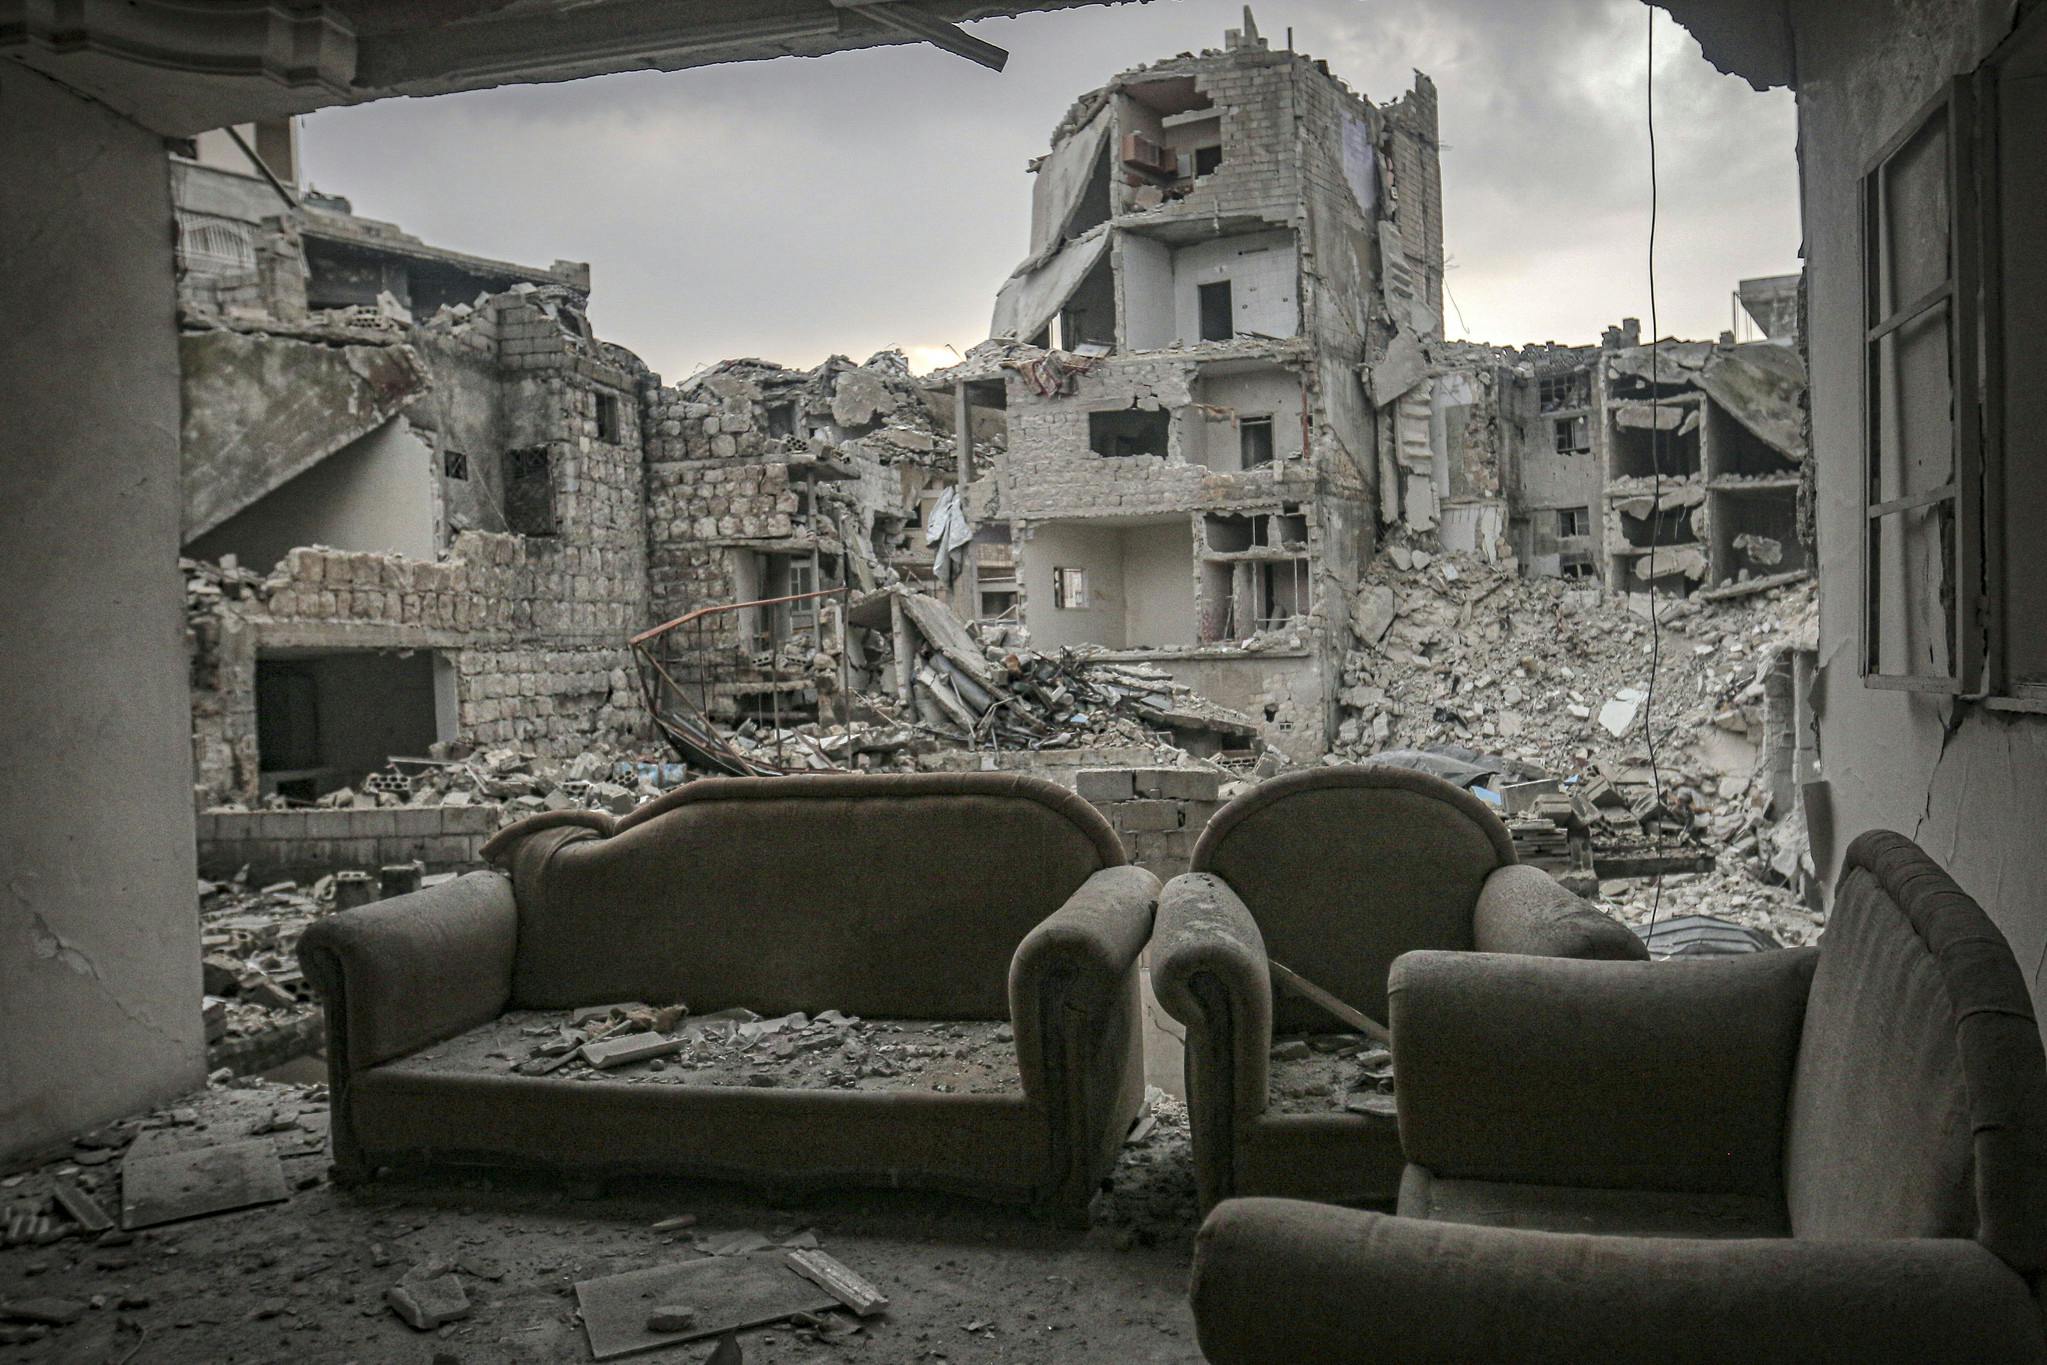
[490,772,1124,1020]
[1191,766,1515,1028]
[1784,830,2047,1275]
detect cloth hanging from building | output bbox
[1021,104,1114,272]
[990,225,1111,344]
[925,486,973,588]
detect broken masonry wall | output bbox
[1790,0,2047,1047]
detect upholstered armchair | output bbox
[1150,766,1644,1209]
[1189,830,2047,1364]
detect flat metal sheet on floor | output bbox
[119,1138,288,1229]
[576,1253,836,1360]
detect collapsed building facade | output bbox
[175,135,963,806]
[933,17,1444,761]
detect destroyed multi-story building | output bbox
[175,130,966,804]
[933,16,1443,761]
[1396,287,1810,597]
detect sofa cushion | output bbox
[1784,831,2047,1273]
[1192,767,1514,1028]
[493,773,1123,1019]
[1400,1165,1788,1239]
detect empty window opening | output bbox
[1200,558,1308,641]
[1239,416,1275,469]
[594,391,621,444]
[443,448,469,481]
[1053,567,1090,609]
[1206,514,1255,553]
[1560,557,1597,580]
[255,650,442,801]
[1538,370,1592,412]
[1198,280,1235,342]
[1609,400,1702,479]
[764,401,798,440]
[1089,408,1170,459]
[1193,144,1223,177]
[503,446,557,536]
[1557,506,1592,538]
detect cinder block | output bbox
[440,805,496,836]
[1154,768,1222,802]
[1075,768,1136,802]
[1182,800,1223,833]
[1128,769,1177,798]
[352,809,399,839]
[1116,800,1183,833]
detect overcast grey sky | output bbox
[300,0,1798,381]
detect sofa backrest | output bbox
[1784,830,2047,1274]
[489,772,1123,1021]
[1191,766,1514,1029]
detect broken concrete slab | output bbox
[119,1137,288,1230]
[580,1033,687,1070]
[387,1270,470,1330]
[575,1254,836,1359]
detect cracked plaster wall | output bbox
[1794,0,2047,1040]
[2,69,206,1164]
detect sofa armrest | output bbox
[299,869,516,1065]
[1009,865,1161,1222]
[1391,947,1817,1194]
[1150,873,1273,1209]
[1472,864,1649,960]
[1191,1198,2047,1365]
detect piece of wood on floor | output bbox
[785,1249,890,1317]
[49,1176,113,1233]
[575,1253,836,1360]
[120,1138,288,1230]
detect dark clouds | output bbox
[300,0,1797,378]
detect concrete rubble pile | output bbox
[1335,532,1821,947]
[851,588,1264,760]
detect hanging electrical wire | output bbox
[1641,5,1669,944]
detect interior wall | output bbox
[1793,0,2047,1039]
[1121,520,1197,647]
[1119,234,1174,350]
[188,417,436,571]
[1171,230,1299,343]
[1197,368,1305,470]
[1021,520,1126,650]
[0,69,205,1163]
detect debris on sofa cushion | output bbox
[1267,1040,1395,1117]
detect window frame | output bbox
[1858,79,1984,694]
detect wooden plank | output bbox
[120,1139,287,1230]
[49,1176,112,1233]
[575,1255,836,1360]
[785,1249,890,1317]
[1267,962,1390,1045]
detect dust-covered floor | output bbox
[0,1076,1202,1364]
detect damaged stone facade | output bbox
[937,18,1444,760]
[175,152,969,804]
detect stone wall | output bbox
[195,805,497,880]
[1076,766,1224,881]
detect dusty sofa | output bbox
[1188,830,2047,1363]
[299,772,1160,1223]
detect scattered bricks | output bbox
[386,1272,470,1331]
[201,955,242,995]
[331,870,378,912]
[1074,769,1136,802]
[1116,800,1184,833]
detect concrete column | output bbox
[1,70,205,1162]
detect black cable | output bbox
[1642,6,1667,946]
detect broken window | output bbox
[1198,281,1234,342]
[1538,370,1591,413]
[1557,506,1591,539]
[443,448,469,481]
[1089,408,1169,459]
[1239,416,1275,469]
[504,446,558,537]
[1552,414,1591,454]
[1860,83,1976,690]
[1193,144,1223,177]
[594,391,621,444]
[1053,567,1089,609]
[765,401,797,439]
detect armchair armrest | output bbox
[299,871,518,1175]
[1009,865,1161,1223]
[1473,864,1649,960]
[1391,947,1817,1194]
[1150,873,1273,1209]
[1191,1198,2047,1365]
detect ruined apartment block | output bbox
[177,150,652,806]
[938,18,1443,759]
[1400,293,1808,597]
